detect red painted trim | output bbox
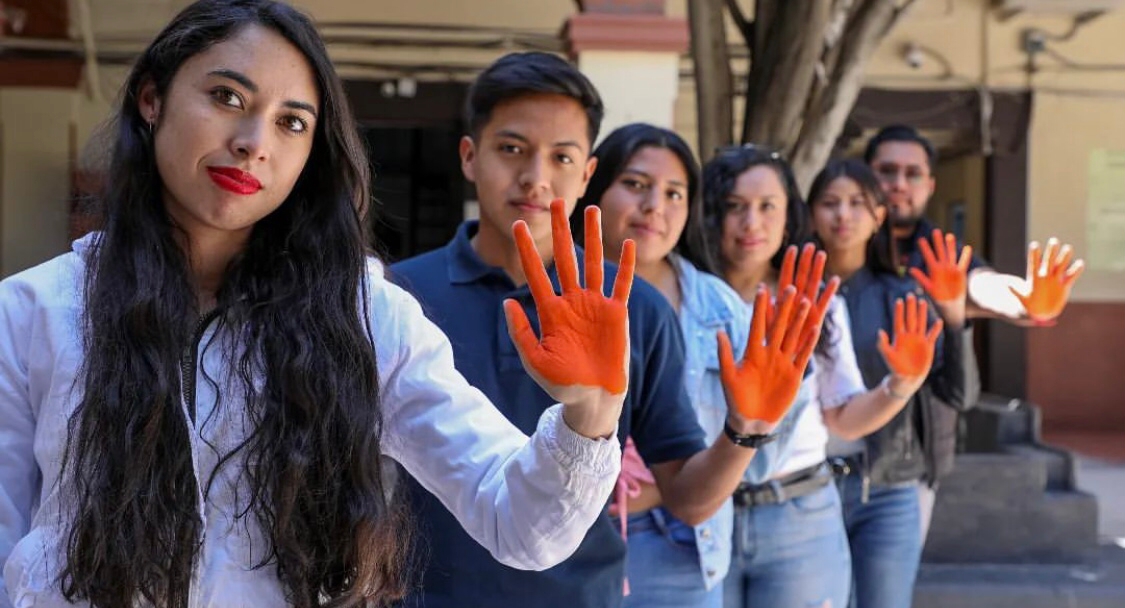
[562,13,689,57]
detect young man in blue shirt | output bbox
[390,52,785,608]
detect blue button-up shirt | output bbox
[389,222,707,608]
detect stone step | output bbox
[1002,444,1076,491]
[939,453,1048,500]
[915,545,1125,608]
[924,491,1098,563]
[963,394,1040,451]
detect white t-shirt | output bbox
[773,296,866,478]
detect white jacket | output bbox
[0,236,621,607]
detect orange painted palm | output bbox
[1009,238,1085,325]
[504,201,636,395]
[910,229,971,303]
[877,294,943,380]
[717,249,840,424]
[769,244,826,324]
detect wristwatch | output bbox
[723,420,777,448]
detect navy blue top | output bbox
[897,217,987,273]
[389,221,707,608]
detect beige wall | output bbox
[673,0,1125,302]
[579,50,682,139]
[0,89,75,277]
[1029,92,1125,302]
[4,0,1125,295]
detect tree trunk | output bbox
[789,0,917,191]
[741,2,832,148]
[688,0,734,156]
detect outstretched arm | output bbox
[379,200,634,571]
[965,238,1084,325]
[651,245,837,526]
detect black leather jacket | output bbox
[838,268,981,487]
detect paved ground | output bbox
[1076,455,1125,544]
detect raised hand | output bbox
[877,294,942,390]
[774,243,828,322]
[717,278,838,426]
[910,229,971,302]
[1009,238,1084,325]
[504,201,635,433]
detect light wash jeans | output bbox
[724,483,851,608]
[623,508,723,608]
[836,473,923,608]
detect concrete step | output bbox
[1002,444,1076,491]
[938,453,1048,500]
[924,491,1099,563]
[963,394,1040,451]
[914,544,1125,608]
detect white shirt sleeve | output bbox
[369,274,621,571]
[0,281,38,608]
[815,296,867,410]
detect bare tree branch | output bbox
[885,0,920,36]
[741,3,832,149]
[789,0,912,190]
[753,0,777,65]
[724,0,754,48]
[689,0,735,155]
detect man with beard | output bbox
[864,124,1081,323]
[863,124,1083,544]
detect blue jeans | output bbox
[836,474,922,608]
[724,482,851,608]
[623,508,723,608]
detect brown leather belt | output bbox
[732,462,832,508]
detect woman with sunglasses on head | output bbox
[0,2,642,606]
[701,147,943,608]
[807,159,979,608]
[575,124,834,608]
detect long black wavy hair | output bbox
[700,145,811,275]
[807,158,900,277]
[574,123,715,273]
[60,1,411,606]
[701,146,836,357]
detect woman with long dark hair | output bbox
[808,159,979,608]
[703,147,942,608]
[0,2,634,606]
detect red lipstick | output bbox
[207,166,262,195]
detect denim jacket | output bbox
[664,255,808,589]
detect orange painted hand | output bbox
[1009,238,1085,325]
[717,279,838,425]
[504,201,636,397]
[877,294,943,382]
[910,229,971,303]
[771,243,841,334]
[772,244,821,321]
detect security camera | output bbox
[904,43,924,70]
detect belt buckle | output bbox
[829,457,852,477]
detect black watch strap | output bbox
[723,421,777,448]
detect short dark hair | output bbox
[864,124,938,170]
[575,123,714,272]
[465,51,604,147]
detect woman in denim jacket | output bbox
[702,147,942,608]
[574,124,809,608]
[808,159,980,608]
